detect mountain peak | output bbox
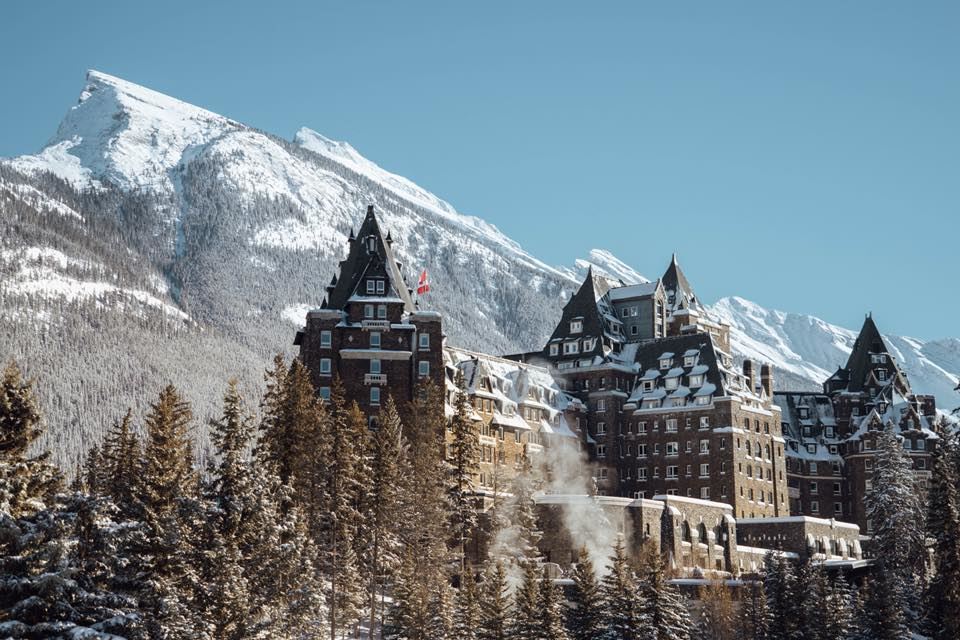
[9,70,240,192]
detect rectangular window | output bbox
[700,463,709,477]
[370,359,381,374]
[638,444,648,457]
[597,399,606,412]
[370,387,381,405]
[699,440,709,453]
[638,467,648,480]
[639,421,647,434]
[599,468,608,480]
[833,482,841,495]
[666,465,679,479]
[666,442,679,456]
[596,422,606,435]
[377,304,387,319]
[364,304,374,318]
[564,341,579,354]
[811,501,819,513]
[809,462,818,474]
[320,330,332,348]
[419,333,430,350]
[319,387,331,401]
[319,358,332,375]
[370,332,381,349]
[666,419,677,432]
[549,344,558,356]
[376,280,385,295]
[701,487,710,500]
[596,444,606,458]
[570,320,583,333]
[418,361,430,377]
[809,482,818,495]
[366,280,376,294]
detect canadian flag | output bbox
[417,269,430,296]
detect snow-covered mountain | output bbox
[1,70,957,467]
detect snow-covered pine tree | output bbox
[362,395,409,636]
[511,560,542,640]
[257,354,294,483]
[322,379,365,638]
[763,551,799,640]
[741,580,770,640]
[694,581,735,640]
[448,371,480,571]
[498,462,543,565]
[140,384,197,512]
[823,573,855,640]
[642,551,692,640]
[538,565,569,640]
[426,580,454,640]
[479,561,512,640]
[453,567,481,640]
[97,408,141,516]
[566,551,605,640]
[0,361,62,517]
[793,554,829,640]
[601,538,647,640]
[864,420,925,638]
[924,421,960,640]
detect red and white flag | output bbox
[417,269,430,296]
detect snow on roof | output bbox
[659,352,675,360]
[608,281,659,301]
[689,364,709,376]
[693,383,716,397]
[665,367,685,378]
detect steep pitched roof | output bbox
[325,205,416,312]
[661,253,701,312]
[843,315,908,394]
[544,268,623,356]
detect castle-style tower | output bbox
[294,205,444,417]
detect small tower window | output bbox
[376,280,385,295]
[377,304,387,319]
[570,319,583,333]
[367,236,376,253]
[367,280,376,294]
[364,304,374,319]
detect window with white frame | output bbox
[370,387,381,405]
[666,442,679,456]
[665,377,678,390]
[599,468,608,480]
[319,358,332,375]
[666,419,677,432]
[419,333,430,350]
[370,332,381,349]
[811,501,819,513]
[570,319,583,333]
[597,399,606,412]
[376,280,385,295]
[638,443,648,457]
[701,487,710,499]
[700,440,709,453]
[700,463,709,477]
[549,344,558,356]
[596,422,606,435]
[666,465,679,479]
[319,387,330,401]
[366,280,376,294]
[660,357,672,370]
[418,361,430,377]
[320,330,332,348]
[638,467,648,481]
[364,304,374,318]
[377,304,387,319]
[596,444,606,458]
[564,341,579,354]
[370,359,381,374]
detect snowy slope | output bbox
[711,296,960,402]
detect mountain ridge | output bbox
[1,70,956,468]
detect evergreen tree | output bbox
[140,384,196,514]
[362,396,409,636]
[448,371,480,570]
[453,567,481,640]
[864,421,925,638]
[538,565,570,640]
[642,552,692,640]
[0,362,62,517]
[426,581,454,640]
[479,562,512,640]
[925,423,960,640]
[763,551,799,640]
[601,538,647,640]
[511,560,543,640]
[98,408,141,514]
[741,580,769,640]
[824,574,855,640]
[566,551,605,640]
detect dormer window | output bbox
[871,354,886,364]
[570,319,583,333]
[876,368,887,381]
[665,377,678,390]
[684,356,696,367]
[376,280,386,295]
[583,338,595,352]
[367,280,375,294]
[689,374,704,387]
[366,236,376,253]
[563,341,580,355]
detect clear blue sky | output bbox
[3,1,958,340]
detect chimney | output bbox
[760,364,773,398]
[743,360,755,394]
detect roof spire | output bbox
[348,227,355,242]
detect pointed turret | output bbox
[325,204,416,312]
[661,253,700,312]
[840,315,910,395]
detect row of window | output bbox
[552,337,597,356]
[365,279,386,295]
[610,439,713,458]
[641,395,711,409]
[317,330,431,350]
[624,463,712,480]
[317,358,431,378]
[634,487,713,500]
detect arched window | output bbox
[746,441,752,456]
[698,523,708,543]
[682,521,692,542]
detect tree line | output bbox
[1,357,960,639]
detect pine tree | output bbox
[511,560,543,640]
[643,551,692,640]
[140,384,196,514]
[741,580,770,640]
[0,361,62,517]
[479,561,512,640]
[864,421,925,638]
[566,551,605,640]
[362,396,408,636]
[538,566,570,640]
[448,371,480,570]
[601,538,647,640]
[98,408,141,514]
[824,574,855,640]
[793,555,829,640]
[426,580,454,640]
[453,567,481,640]
[925,422,960,640]
[763,551,799,640]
